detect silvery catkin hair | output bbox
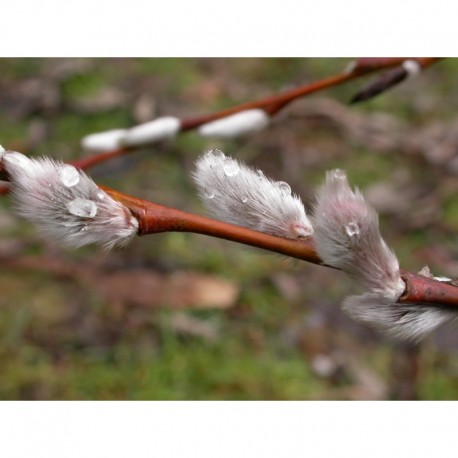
[313,169,456,341]
[192,149,313,239]
[313,169,403,295]
[342,293,457,341]
[2,151,138,249]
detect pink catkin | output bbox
[313,169,404,296]
[313,169,458,341]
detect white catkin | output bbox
[192,150,313,239]
[121,117,181,146]
[313,169,404,296]
[343,293,457,342]
[198,109,270,139]
[81,129,127,152]
[312,169,457,341]
[3,151,138,249]
[313,169,458,340]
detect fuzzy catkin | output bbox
[193,150,313,239]
[3,151,138,249]
[313,169,404,295]
[313,168,457,341]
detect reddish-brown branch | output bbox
[102,186,323,264]
[400,270,458,307]
[351,57,438,72]
[102,186,458,309]
[179,59,433,130]
[180,71,361,129]
[73,58,440,169]
[70,147,131,169]
[351,58,411,71]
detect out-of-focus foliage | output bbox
[0,58,456,399]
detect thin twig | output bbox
[74,58,440,165]
[180,59,438,127]
[0,58,441,197]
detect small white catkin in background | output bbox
[81,129,127,152]
[192,149,313,239]
[198,109,270,139]
[81,117,181,152]
[3,151,139,250]
[121,117,181,147]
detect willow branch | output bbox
[102,186,458,309]
[0,58,441,197]
[180,58,436,128]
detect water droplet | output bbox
[97,191,106,201]
[205,188,215,199]
[241,196,248,203]
[345,222,360,237]
[332,169,347,180]
[223,158,240,177]
[276,181,291,196]
[59,164,80,187]
[66,198,98,218]
[210,149,225,159]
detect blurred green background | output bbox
[0,58,456,399]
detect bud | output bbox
[350,66,409,104]
[198,109,270,139]
[192,150,313,239]
[3,151,138,249]
[121,116,181,147]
